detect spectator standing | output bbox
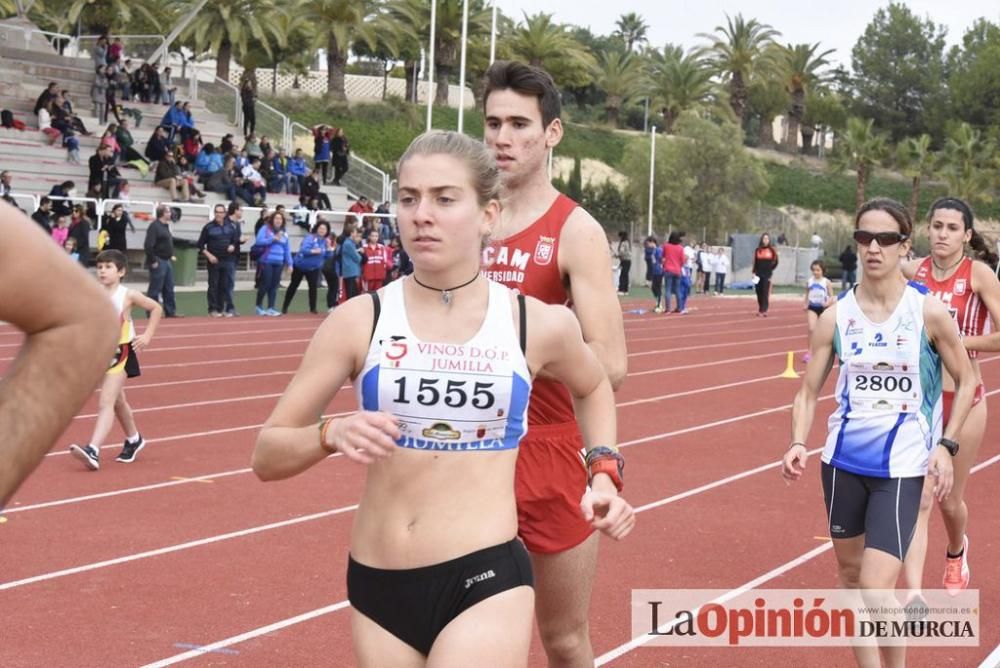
[339,226,363,300]
[240,78,257,137]
[713,247,730,294]
[331,127,350,185]
[661,231,685,314]
[312,125,333,184]
[752,233,779,317]
[839,244,858,290]
[67,205,91,268]
[91,65,110,125]
[616,230,632,295]
[361,229,389,291]
[282,220,332,314]
[144,205,180,317]
[101,203,134,253]
[254,212,292,316]
[198,204,241,317]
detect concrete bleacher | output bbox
[0,39,353,280]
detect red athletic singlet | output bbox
[912,257,989,358]
[482,194,578,425]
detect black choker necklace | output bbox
[932,256,964,274]
[412,273,480,305]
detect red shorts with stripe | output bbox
[942,383,986,425]
[515,421,593,554]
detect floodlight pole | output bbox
[489,1,498,64]
[426,0,437,132]
[647,125,656,236]
[457,0,469,132]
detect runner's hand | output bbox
[326,411,400,465]
[133,333,151,351]
[929,446,954,502]
[781,444,809,482]
[580,488,635,540]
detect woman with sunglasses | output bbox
[899,197,1000,602]
[783,197,974,668]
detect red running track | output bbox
[1,295,998,667]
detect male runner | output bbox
[481,60,630,666]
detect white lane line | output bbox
[0,506,359,592]
[629,334,803,358]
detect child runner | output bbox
[902,197,1000,600]
[783,198,974,668]
[253,131,634,665]
[802,259,834,362]
[70,249,163,469]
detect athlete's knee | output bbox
[837,563,861,589]
[538,622,592,666]
[938,495,966,518]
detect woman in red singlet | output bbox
[902,197,1000,602]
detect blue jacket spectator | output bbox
[255,222,292,267]
[288,154,309,179]
[293,231,331,272]
[195,148,223,176]
[339,234,361,279]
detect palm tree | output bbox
[896,134,935,222]
[67,0,161,34]
[939,123,997,206]
[698,13,780,125]
[391,0,491,106]
[829,117,889,212]
[593,51,640,126]
[614,12,648,52]
[299,0,379,100]
[746,74,788,148]
[645,46,716,133]
[505,12,595,89]
[779,42,834,153]
[174,0,284,81]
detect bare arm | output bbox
[128,289,162,351]
[901,257,922,280]
[961,261,1000,353]
[558,209,628,389]
[0,202,119,507]
[783,305,837,481]
[526,298,633,539]
[252,295,398,480]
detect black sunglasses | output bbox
[853,230,908,247]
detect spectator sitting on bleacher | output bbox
[302,166,331,210]
[258,150,275,191]
[37,101,62,144]
[288,149,308,193]
[47,181,75,217]
[195,143,223,180]
[244,134,262,160]
[176,155,207,200]
[88,144,121,199]
[182,129,202,164]
[34,82,58,116]
[32,197,53,234]
[178,102,196,141]
[220,133,235,156]
[117,60,133,101]
[57,92,90,135]
[235,148,250,170]
[115,118,147,170]
[270,148,295,194]
[99,126,121,162]
[161,101,184,142]
[154,152,200,203]
[259,135,274,157]
[145,126,170,164]
[51,214,69,246]
[206,156,238,201]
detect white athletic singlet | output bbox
[807,277,830,308]
[821,282,943,478]
[110,284,135,344]
[356,279,532,452]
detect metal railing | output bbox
[6,191,40,213]
[0,24,74,53]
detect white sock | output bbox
[127,433,141,444]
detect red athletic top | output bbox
[913,257,989,358]
[482,194,578,426]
